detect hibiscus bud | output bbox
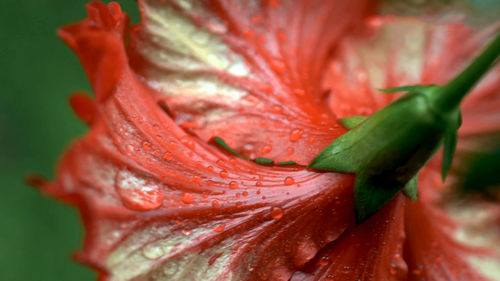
[310,31,500,223]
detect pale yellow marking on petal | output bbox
[143,2,249,76]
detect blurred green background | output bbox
[0,1,139,280]
[0,1,498,281]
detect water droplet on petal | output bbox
[180,136,194,149]
[212,200,220,208]
[168,141,179,150]
[270,59,286,74]
[270,207,284,220]
[180,192,194,204]
[284,176,295,186]
[142,244,164,260]
[229,181,239,189]
[162,152,173,161]
[319,256,329,266]
[271,105,284,114]
[142,141,152,151]
[289,129,303,142]
[219,170,229,178]
[261,144,272,154]
[213,224,226,232]
[115,170,163,211]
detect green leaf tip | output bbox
[441,129,458,182]
[339,116,367,129]
[403,176,419,201]
[354,176,401,224]
[255,157,273,165]
[213,136,248,160]
[277,160,296,166]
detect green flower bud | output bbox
[310,31,500,223]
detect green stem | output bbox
[435,31,500,112]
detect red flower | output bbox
[40,1,500,280]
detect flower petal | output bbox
[127,0,374,164]
[290,194,407,281]
[47,2,363,280]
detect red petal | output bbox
[48,2,362,280]
[405,200,491,281]
[69,92,96,125]
[291,194,407,281]
[127,0,375,165]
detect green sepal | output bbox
[309,94,439,174]
[255,157,273,165]
[378,84,437,94]
[354,175,402,224]
[213,137,248,160]
[278,161,296,166]
[311,31,500,223]
[403,175,418,201]
[339,116,367,129]
[442,128,457,181]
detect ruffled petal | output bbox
[291,194,407,281]
[47,2,363,280]
[404,169,495,281]
[127,0,374,165]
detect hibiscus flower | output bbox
[37,1,500,280]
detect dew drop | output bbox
[211,200,220,208]
[115,170,163,211]
[126,144,135,152]
[261,144,272,154]
[142,244,164,260]
[270,207,284,220]
[162,152,173,161]
[180,192,194,204]
[191,176,201,184]
[243,29,254,39]
[270,59,286,74]
[219,170,229,178]
[213,224,226,232]
[289,129,303,142]
[141,141,152,151]
[286,147,294,155]
[271,105,284,114]
[319,256,329,266]
[293,89,305,96]
[168,141,179,150]
[182,229,192,235]
[180,136,194,149]
[242,191,248,197]
[229,181,239,189]
[284,176,295,186]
